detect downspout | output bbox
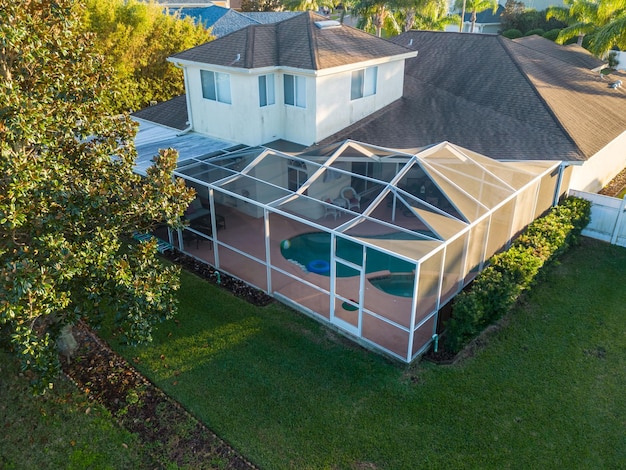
[172,62,193,135]
[553,162,567,207]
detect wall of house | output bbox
[279,73,318,145]
[569,132,626,192]
[185,60,406,147]
[186,67,286,146]
[314,61,406,144]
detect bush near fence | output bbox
[444,196,591,353]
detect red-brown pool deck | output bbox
[161,202,439,360]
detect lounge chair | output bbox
[340,187,361,211]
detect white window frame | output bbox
[284,74,306,108]
[201,70,232,104]
[351,66,378,101]
[258,74,275,107]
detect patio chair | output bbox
[322,197,338,220]
[340,187,361,211]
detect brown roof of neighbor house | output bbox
[169,11,414,70]
[313,31,626,162]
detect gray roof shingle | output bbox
[170,11,414,70]
[132,95,189,130]
[314,31,625,162]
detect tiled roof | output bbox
[132,95,189,131]
[314,31,625,162]
[170,11,414,70]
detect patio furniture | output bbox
[340,186,361,211]
[322,197,339,220]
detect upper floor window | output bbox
[284,74,306,108]
[258,74,275,107]
[201,70,231,104]
[351,66,378,100]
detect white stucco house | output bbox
[167,13,416,147]
[131,13,626,361]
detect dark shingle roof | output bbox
[513,35,606,70]
[170,11,414,70]
[132,95,189,131]
[314,31,625,162]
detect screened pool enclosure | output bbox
[164,140,564,362]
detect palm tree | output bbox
[396,0,459,31]
[546,0,601,46]
[454,0,498,33]
[282,0,335,12]
[352,0,401,37]
[592,8,626,56]
[547,0,626,55]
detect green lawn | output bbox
[105,238,626,469]
[0,354,143,469]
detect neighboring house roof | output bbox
[313,31,625,162]
[169,11,415,70]
[133,95,189,131]
[171,6,300,38]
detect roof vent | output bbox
[315,20,341,29]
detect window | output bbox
[284,74,306,108]
[201,70,231,104]
[287,159,308,194]
[258,74,275,107]
[350,66,378,100]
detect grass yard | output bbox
[0,353,143,469]
[104,237,626,469]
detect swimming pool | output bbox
[280,231,415,279]
[368,274,415,297]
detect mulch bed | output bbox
[599,166,626,197]
[61,251,270,469]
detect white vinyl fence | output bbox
[569,190,626,247]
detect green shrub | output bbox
[525,28,545,36]
[444,196,591,354]
[543,28,561,41]
[502,29,523,39]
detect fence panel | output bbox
[569,190,626,247]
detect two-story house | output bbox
[167,12,417,147]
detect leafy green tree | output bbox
[0,0,194,393]
[83,0,212,113]
[455,0,499,32]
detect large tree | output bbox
[83,0,213,113]
[0,0,194,393]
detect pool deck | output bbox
[167,201,436,360]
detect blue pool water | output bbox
[280,231,416,279]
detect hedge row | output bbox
[444,196,591,353]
